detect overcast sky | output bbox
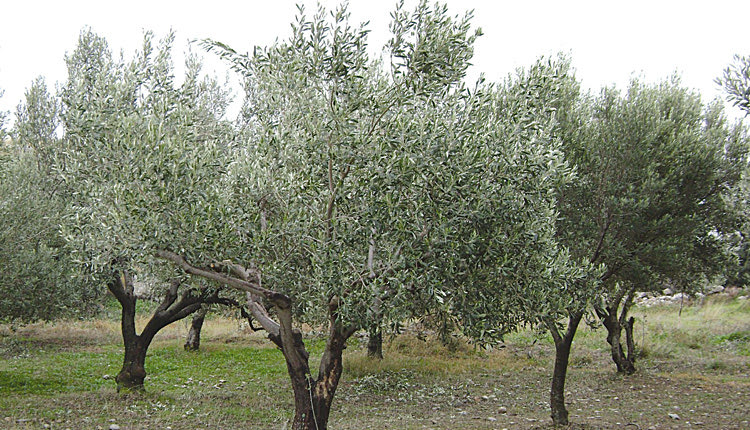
[1,0,748,122]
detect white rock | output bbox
[109,425,121,430]
[671,293,688,302]
[668,413,680,420]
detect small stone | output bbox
[481,395,490,401]
[499,406,507,414]
[668,413,680,420]
[488,417,497,422]
[109,424,121,430]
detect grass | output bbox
[0,297,748,429]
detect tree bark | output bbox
[596,289,637,375]
[367,325,383,359]
[545,311,583,427]
[277,298,356,430]
[117,329,154,391]
[184,306,208,351]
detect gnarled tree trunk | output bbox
[272,298,356,430]
[596,288,637,375]
[108,265,207,391]
[184,306,208,351]
[157,251,359,430]
[367,325,383,359]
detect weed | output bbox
[715,330,750,343]
[570,353,594,368]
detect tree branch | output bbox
[155,250,287,306]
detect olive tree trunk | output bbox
[545,311,583,427]
[596,288,637,375]
[184,306,208,351]
[366,325,383,359]
[157,251,358,430]
[272,306,354,430]
[107,267,206,391]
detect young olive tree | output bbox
[56,29,236,391]
[450,55,599,427]
[557,77,748,375]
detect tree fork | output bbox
[545,312,583,427]
[108,265,218,391]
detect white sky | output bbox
[1,0,749,122]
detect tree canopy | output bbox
[0,2,748,429]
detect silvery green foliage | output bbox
[206,2,591,343]
[56,29,234,286]
[717,54,750,116]
[0,78,100,322]
[52,2,593,344]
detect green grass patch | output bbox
[0,370,67,394]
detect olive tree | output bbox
[55,29,236,391]
[557,76,748,375]
[451,55,599,427]
[158,2,587,428]
[0,78,101,323]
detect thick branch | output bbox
[619,287,637,326]
[211,261,281,337]
[544,317,563,347]
[155,250,287,307]
[155,279,180,313]
[108,269,134,308]
[246,292,281,338]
